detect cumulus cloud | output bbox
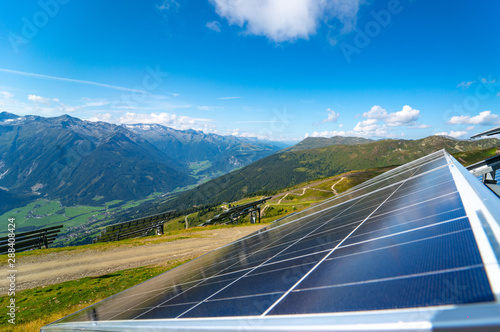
[353,119,389,137]
[210,0,360,42]
[351,105,425,137]
[28,94,51,105]
[308,105,427,139]
[434,131,468,139]
[386,105,420,127]
[117,112,216,132]
[448,111,500,126]
[322,108,339,123]
[362,105,387,120]
[206,21,222,32]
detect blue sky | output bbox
[0,0,499,141]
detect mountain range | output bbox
[118,135,500,220]
[0,112,285,210]
[2,110,499,221]
[124,123,288,177]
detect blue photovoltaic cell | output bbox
[268,267,494,315]
[45,151,496,327]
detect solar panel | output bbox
[0,225,63,254]
[470,124,500,139]
[41,150,500,331]
[202,197,271,225]
[93,211,175,243]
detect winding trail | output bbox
[278,187,309,204]
[331,177,345,195]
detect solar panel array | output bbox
[93,211,175,243]
[0,225,63,254]
[467,154,500,197]
[203,197,271,225]
[42,150,500,331]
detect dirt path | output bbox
[0,225,264,294]
[331,177,345,195]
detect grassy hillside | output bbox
[3,137,498,246]
[121,136,499,218]
[0,263,184,331]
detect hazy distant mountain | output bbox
[0,112,193,206]
[0,112,288,210]
[284,136,374,152]
[124,123,287,177]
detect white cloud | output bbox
[206,21,222,32]
[0,68,147,94]
[322,108,339,123]
[28,94,51,105]
[0,91,13,99]
[352,105,425,137]
[226,128,279,140]
[448,110,500,126]
[353,119,389,137]
[314,105,427,139]
[0,93,91,117]
[87,113,113,122]
[434,131,468,139]
[457,81,475,89]
[362,105,422,127]
[218,96,242,100]
[27,95,81,112]
[408,123,431,129]
[117,112,216,132]
[57,103,79,112]
[386,105,420,127]
[362,105,388,120]
[210,0,360,42]
[308,105,427,139]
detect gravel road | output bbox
[0,225,265,294]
